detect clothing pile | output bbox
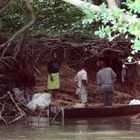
[26,92,51,111]
[129,99,140,105]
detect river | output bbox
[0,116,140,140]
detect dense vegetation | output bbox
[0,0,140,58]
[1,0,84,35]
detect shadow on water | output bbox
[0,116,140,140]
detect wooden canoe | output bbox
[50,104,140,118]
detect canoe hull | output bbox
[50,104,140,118]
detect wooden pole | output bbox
[61,107,64,126]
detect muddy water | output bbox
[0,116,140,140]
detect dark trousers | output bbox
[101,84,113,106]
[102,92,113,106]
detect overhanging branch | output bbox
[62,0,100,11]
[106,0,118,9]
[61,0,132,24]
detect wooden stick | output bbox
[0,115,7,124]
[0,102,7,124]
[7,91,26,124]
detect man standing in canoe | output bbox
[96,60,116,106]
[74,64,88,107]
[47,52,60,99]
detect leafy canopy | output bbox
[1,0,84,35]
[82,0,140,54]
[1,0,140,55]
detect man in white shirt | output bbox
[74,65,88,106]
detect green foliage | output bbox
[126,0,140,13]
[127,56,133,62]
[81,1,140,54]
[1,0,140,55]
[1,1,25,34]
[1,0,84,35]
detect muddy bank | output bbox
[0,34,140,124]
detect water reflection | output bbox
[0,116,140,140]
[64,117,131,131]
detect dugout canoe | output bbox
[50,104,140,118]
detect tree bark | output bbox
[62,0,118,11]
[62,0,100,11]
[106,0,118,9]
[115,0,122,7]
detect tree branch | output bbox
[7,91,26,124]
[0,0,36,58]
[62,0,119,12]
[106,0,118,9]
[62,0,100,11]
[61,0,131,23]
[115,0,122,7]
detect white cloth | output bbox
[74,69,88,103]
[76,88,87,103]
[74,69,87,89]
[26,92,51,111]
[129,99,140,105]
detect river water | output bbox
[0,116,140,140]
